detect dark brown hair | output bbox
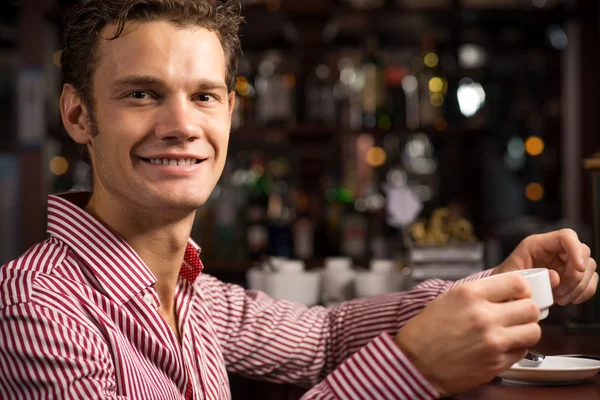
[60,0,243,113]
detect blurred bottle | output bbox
[214,166,244,260]
[340,198,369,260]
[306,57,337,126]
[233,56,256,130]
[336,57,364,131]
[323,181,346,256]
[292,190,315,260]
[246,154,270,260]
[266,160,294,258]
[361,35,389,130]
[416,32,445,127]
[385,62,410,131]
[255,51,296,129]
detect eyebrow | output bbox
[109,75,229,92]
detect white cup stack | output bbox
[246,257,321,306]
[321,257,356,306]
[355,259,404,298]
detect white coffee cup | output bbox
[321,257,355,305]
[505,268,553,320]
[264,270,321,306]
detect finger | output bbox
[502,348,529,371]
[557,258,596,305]
[549,269,560,289]
[475,274,531,303]
[554,254,588,298]
[537,230,587,272]
[559,243,591,266]
[503,323,542,350]
[494,298,540,327]
[555,255,594,300]
[572,272,599,305]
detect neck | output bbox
[84,189,196,313]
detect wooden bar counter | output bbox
[229,324,600,399]
[456,324,600,400]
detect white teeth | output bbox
[147,157,199,165]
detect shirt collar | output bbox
[47,192,204,305]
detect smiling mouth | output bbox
[139,157,203,166]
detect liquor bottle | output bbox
[214,166,243,260]
[386,63,410,131]
[255,51,296,129]
[417,32,445,127]
[323,180,346,256]
[246,155,270,260]
[361,35,389,130]
[305,57,337,126]
[292,190,315,260]
[235,56,256,130]
[340,196,369,260]
[266,181,294,258]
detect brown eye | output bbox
[130,91,148,99]
[197,94,216,102]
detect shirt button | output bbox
[143,293,155,307]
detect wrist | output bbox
[395,327,446,397]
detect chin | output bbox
[160,191,211,210]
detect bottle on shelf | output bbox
[361,35,390,131]
[416,31,446,128]
[305,56,337,127]
[292,190,315,260]
[255,51,296,129]
[213,165,245,260]
[245,153,271,261]
[265,159,295,258]
[232,56,256,131]
[340,199,369,260]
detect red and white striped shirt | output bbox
[0,192,491,399]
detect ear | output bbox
[60,84,93,145]
[228,91,236,117]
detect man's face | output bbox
[87,21,233,213]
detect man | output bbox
[0,0,597,399]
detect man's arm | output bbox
[0,302,122,400]
[198,269,491,395]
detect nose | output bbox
[154,96,202,142]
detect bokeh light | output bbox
[50,157,69,176]
[525,136,545,156]
[366,146,387,167]
[525,183,545,201]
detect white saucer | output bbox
[498,356,600,386]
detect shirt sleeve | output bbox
[198,267,494,399]
[0,302,124,400]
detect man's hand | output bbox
[395,274,541,396]
[494,229,598,306]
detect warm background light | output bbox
[50,157,69,176]
[525,136,545,156]
[430,93,444,107]
[429,77,444,93]
[366,146,387,167]
[424,52,439,68]
[434,118,448,132]
[525,182,545,201]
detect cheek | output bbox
[206,114,230,155]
